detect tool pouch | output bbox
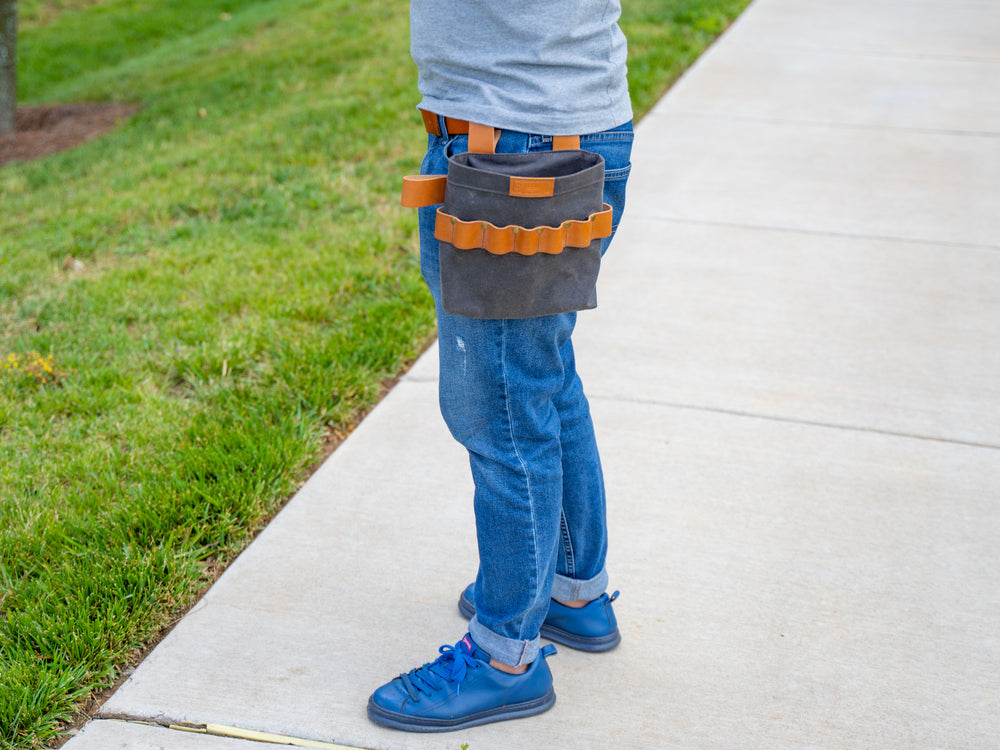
[402,124,612,319]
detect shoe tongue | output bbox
[459,634,491,663]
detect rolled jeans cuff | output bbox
[469,616,539,668]
[551,568,609,604]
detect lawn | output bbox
[0,0,748,747]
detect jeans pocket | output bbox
[581,125,634,248]
[603,162,632,234]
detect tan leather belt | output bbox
[420,109,581,152]
[422,109,471,137]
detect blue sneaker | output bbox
[459,584,621,652]
[367,634,557,732]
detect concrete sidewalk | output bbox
[65,0,1000,747]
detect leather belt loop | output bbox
[552,135,581,151]
[401,174,448,207]
[469,122,498,154]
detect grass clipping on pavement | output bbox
[0,0,748,746]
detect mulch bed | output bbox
[0,102,141,166]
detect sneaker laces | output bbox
[399,638,481,701]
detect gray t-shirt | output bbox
[410,0,632,136]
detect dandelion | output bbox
[1,351,65,386]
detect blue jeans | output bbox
[418,119,634,666]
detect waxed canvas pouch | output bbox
[433,149,610,319]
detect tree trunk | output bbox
[0,0,16,136]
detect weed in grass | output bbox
[1,351,65,387]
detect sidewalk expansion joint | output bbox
[656,109,1000,139]
[720,42,1000,66]
[591,393,1000,451]
[94,714,366,749]
[635,215,1000,253]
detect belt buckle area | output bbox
[439,114,453,138]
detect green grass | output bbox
[0,0,748,747]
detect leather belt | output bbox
[421,109,470,137]
[420,109,581,152]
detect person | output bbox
[367,0,634,732]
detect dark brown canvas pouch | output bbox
[437,149,606,319]
[401,125,613,320]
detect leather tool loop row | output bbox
[433,203,613,256]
